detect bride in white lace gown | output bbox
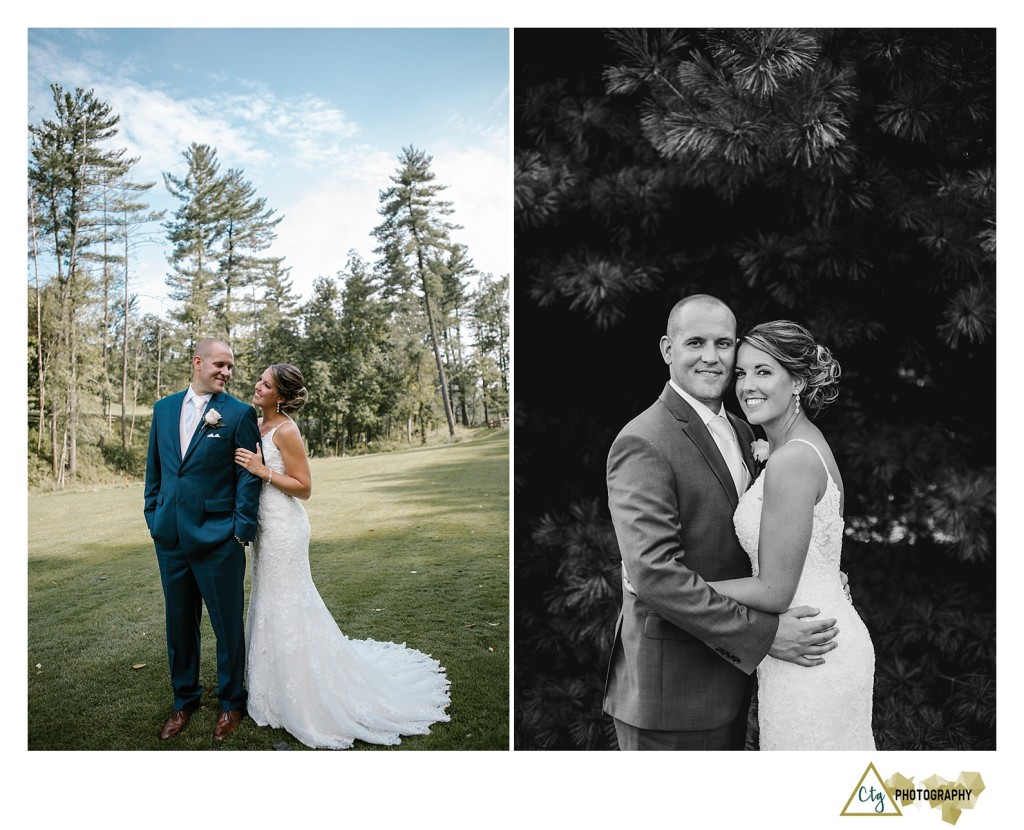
[234,364,450,749]
[709,322,875,750]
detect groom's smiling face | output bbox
[660,300,737,407]
[193,342,235,395]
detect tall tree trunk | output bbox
[50,404,59,478]
[58,424,68,488]
[413,240,455,438]
[120,211,130,446]
[29,193,46,452]
[130,338,143,447]
[155,319,163,400]
[68,338,78,478]
[63,126,88,483]
[101,199,112,426]
[422,290,456,438]
[453,320,470,426]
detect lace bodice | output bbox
[732,438,875,750]
[261,424,288,474]
[254,425,296,539]
[734,439,846,607]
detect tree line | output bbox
[28,84,509,488]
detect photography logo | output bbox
[841,765,985,824]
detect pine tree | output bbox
[469,272,510,425]
[28,84,132,485]
[299,276,345,455]
[164,144,284,366]
[111,175,162,448]
[438,242,476,426]
[164,143,227,348]
[216,167,284,344]
[248,259,301,371]
[373,146,461,439]
[337,252,390,447]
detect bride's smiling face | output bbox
[252,369,281,411]
[735,343,803,426]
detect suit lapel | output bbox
[660,384,739,508]
[163,391,188,470]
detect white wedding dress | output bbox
[244,424,451,749]
[733,438,875,750]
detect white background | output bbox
[9,3,1013,828]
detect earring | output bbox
[794,391,801,414]
[276,401,282,414]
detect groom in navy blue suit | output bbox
[144,338,262,741]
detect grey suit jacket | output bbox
[603,383,779,731]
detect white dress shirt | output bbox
[668,379,750,496]
[180,386,212,457]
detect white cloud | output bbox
[26,30,510,318]
[432,137,511,281]
[273,145,398,297]
[116,86,271,182]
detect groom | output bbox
[144,338,262,742]
[603,295,839,750]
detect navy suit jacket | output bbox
[144,390,261,553]
[603,383,779,732]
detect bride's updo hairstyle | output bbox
[740,320,841,419]
[268,363,309,415]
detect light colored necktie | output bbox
[181,397,203,457]
[708,416,748,496]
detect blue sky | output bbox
[27,27,510,316]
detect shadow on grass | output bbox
[310,435,508,538]
[28,432,509,751]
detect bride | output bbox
[233,363,450,749]
[708,321,875,751]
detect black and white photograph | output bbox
[515,27,995,753]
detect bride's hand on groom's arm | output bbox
[234,445,268,480]
[768,606,839,667]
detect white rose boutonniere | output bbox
[751,439,770,463]
[203,408,225,430]
[751,439,770,476]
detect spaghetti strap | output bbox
[786,437,830,478]
[261,418,293,442]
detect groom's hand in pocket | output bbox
[768,606,839,667]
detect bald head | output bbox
[191,338,234,395]
[666,294,735,339]
[660,295,737,407]
[194,338,230,360]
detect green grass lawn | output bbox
[27,429,509,751]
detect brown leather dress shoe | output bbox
[159,709,192,740]
[213,709,245,741]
